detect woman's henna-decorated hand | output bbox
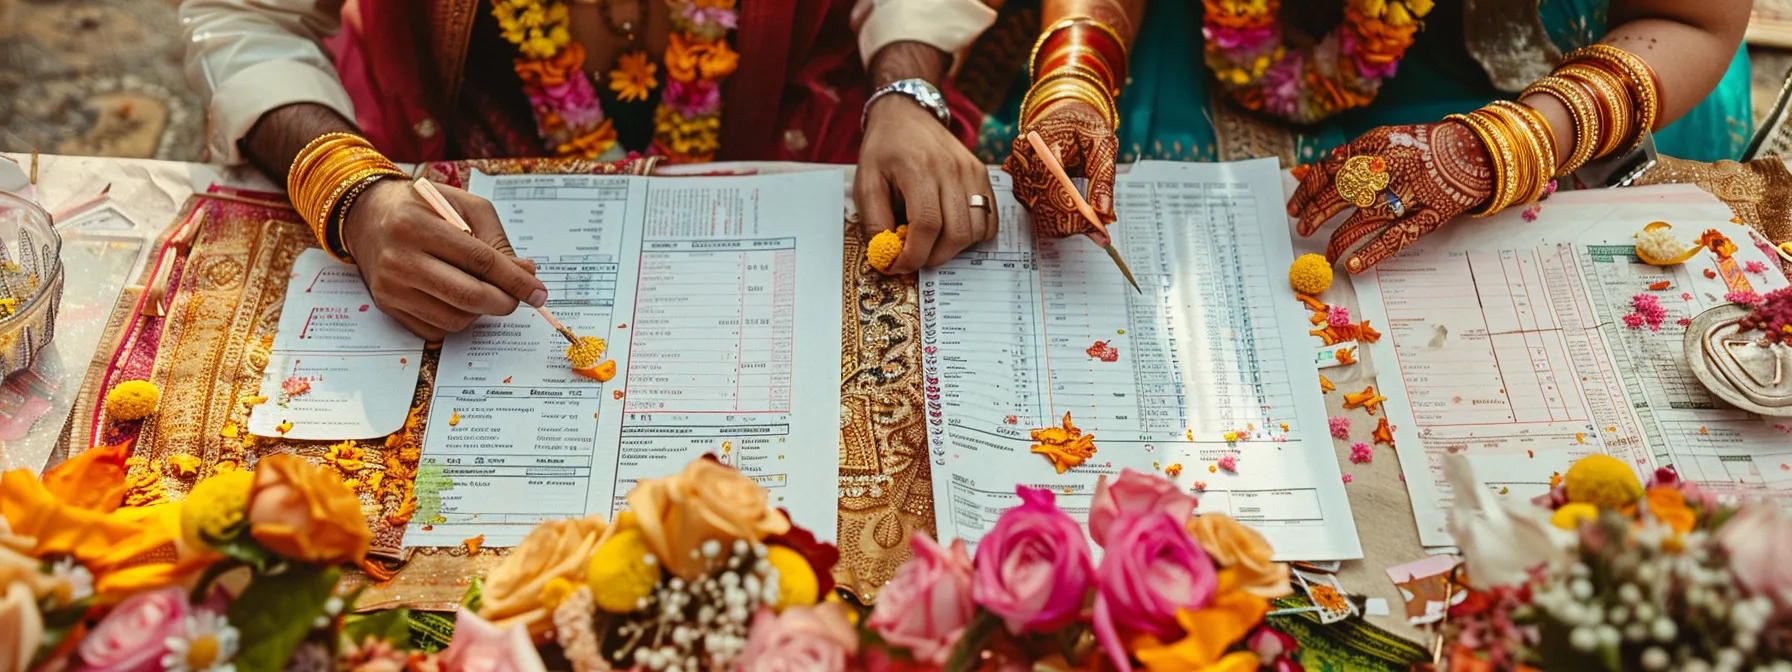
[1003,101,1120,244]
[1287,121,1495,273]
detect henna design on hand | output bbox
[1003,102,1119,240]
[1287,121,1494,273]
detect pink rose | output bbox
[74,586,187,672]
[1088,470,1195,547]
[739,602,859,672]
[972,487,1093,634]
[866,533,975,667]
[1090,512,1217,672]
[440,608,547,672]
[1717,503,1792,608]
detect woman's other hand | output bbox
[1288,121,1495,273]
[1003,100,1120,246]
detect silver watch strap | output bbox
[862,78,951,131]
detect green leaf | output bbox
[342,609,414,650]
[228,565,341,672]
[208,533,276,572]
[460,576,483,612]
[943,609,1002,672]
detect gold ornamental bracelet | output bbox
[1021,70,1119,127]
[287,134,364,192]
[1521,77,1600,174]
[1488,101,1556,203]
[1568,44,1660,140]
[1447,110,1520,216]
[1021,78,1118,129]
[1478,106,1539,209]
[296,148,388,226]
[1028,15,1130,82]
[1558,64,1633,158]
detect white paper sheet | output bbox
[407,171,844,547]
[1353,189,1792,546]
[920,160,1362,561]
[249,249,425,440]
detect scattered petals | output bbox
[1318,374,1335,393]
[1217,455,1238,473]
[464,534,485,555]
[1342,386,1387,415]
[219,423,239,439]
[1648,280,1671,291]
[1030,412,1097,473]
[1165,463,1184,478]
[1745,260,1769,274]
[1334,346,1357,366]
[1326,306,1351,327]
[1372,417,1394,447]
[449,412,462,427]
[1349,442,1373,464]
[276,420,293,435]
[1329,416,1351,439]
[282,376,311,397]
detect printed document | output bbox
[920,160,1362,561]
[407,171,844,547]
[1353,190,1792,546]
[250,249,424,440]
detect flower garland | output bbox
[1203,0,1433,125]
[491,0,739,163]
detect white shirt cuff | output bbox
[856,0,997,70]
[207,59,357,165]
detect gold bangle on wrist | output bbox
[286,132,404,263]
[1567,44,1660,141]
[1521,76,1599,174]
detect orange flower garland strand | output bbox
[1203,0,1433,124]
[492,0,737,162]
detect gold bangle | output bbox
[1568,45,1660,141]
[1021,77,1118,129]
[1557,64,1631,158]
[1521,76,1600,175]
[1028,15,1130,81]
[1449,110,1519,216]
[1022,71,1118,124]
[1487,102,1553,204]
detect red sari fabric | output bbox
[326,0,982,164]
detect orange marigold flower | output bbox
[697,39,739,80]
[558,121,618,159]
[665,33,705,83]
[1697,229,1738,259]
[609,51,658,102]
[514,43,586,90]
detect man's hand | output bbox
[342,180,546,341]
[854,41,996,275]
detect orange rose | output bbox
[627,459,790,579]
[247,454,372,565]
[697,40,739,80]
[0,470,202,597]
[1185,514,1291,598]
[42,442,130,513]
[480,513,607,637]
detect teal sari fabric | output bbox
[975,0,1754,166]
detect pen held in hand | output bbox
[410,178,580,345]
[1023,131,1141,294]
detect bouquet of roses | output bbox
[2,445,381,672]
[1442,452,1792,671]
[859,470,1299,672]
[472,456,844,672]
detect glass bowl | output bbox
[0,192,63,380]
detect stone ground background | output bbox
[3,0,1792,161]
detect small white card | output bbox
[248,249,425,440]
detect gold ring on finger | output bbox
[1334,155,1391,209]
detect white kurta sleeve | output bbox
[850,0,998,71]
[179,0,357,164]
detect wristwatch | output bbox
[862,78,951,131]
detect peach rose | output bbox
[479,514,607,637]
[1185,514,1291,599]
[626,459,789,579]
[248,454,372,565]
[0,582,43,672]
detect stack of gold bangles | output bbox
[1444,44,1659,217]
[1020,16,1127,130]
[287,132,407,262]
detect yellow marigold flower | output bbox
[1406,0,1434,14]
[587,527,662,613]
[1288,254,1333,295]
[1550,502,1599,530]
[866,230,904,272]
[1563,454,1643,510]
[1384,1,1412,26]
[180,470,255,549]
[766,544,818,610]
[610,51,658,102]
[326,441,365,474]
[106,380,161,421]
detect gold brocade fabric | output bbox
[1632,156,1792,246]
[79,160,934,610]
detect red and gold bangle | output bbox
[1029,16,1129,87]
[1034,46,1120,96]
